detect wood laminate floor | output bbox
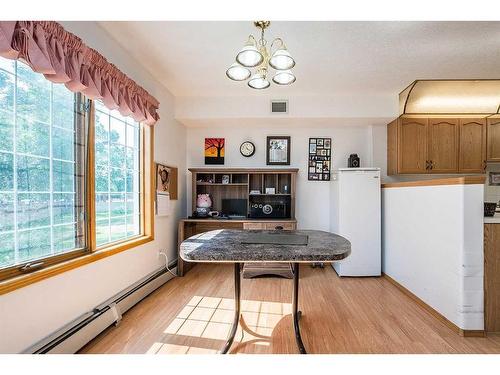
[79,264,500,354]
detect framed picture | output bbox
[222,174,230,184]
[308,137,332,181]
[489,172,500,186]
[205,138,225,165]
[156,163,178,200]
[266,136,291,165]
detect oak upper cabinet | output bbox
[387,116,487,175]
[398,117,428,174]
[459,118,486,173]
[428,118,459,173]
[487,117,500,162]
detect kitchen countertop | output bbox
[484,214,500,224]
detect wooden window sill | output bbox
[0,235,154,296]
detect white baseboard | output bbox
[25,264,177,354]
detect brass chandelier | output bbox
[226,21,296,89]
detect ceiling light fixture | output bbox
[399,80,500,114]
[226,21,296,89]
[226,62,251,81]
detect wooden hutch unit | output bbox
[178,168,298,277]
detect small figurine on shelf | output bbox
[195,194,212,217]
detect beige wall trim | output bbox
[382,176,486,189]
[382,273,485,337]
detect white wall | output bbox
[176,94,397,123]
[0,22,187,353]
[382,183,484,330]
[186,124,380,230]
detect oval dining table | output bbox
[179,228,351,354]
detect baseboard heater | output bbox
[24,261,177,354]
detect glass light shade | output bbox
[272,70,296,85]
[236,45,264,68]
[269,48,295,70]
[399,80,500,115]
[226,63,251,81]
[248,73,270,89]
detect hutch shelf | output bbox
[178,168,299,278]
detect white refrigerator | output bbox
[330,168,381,276]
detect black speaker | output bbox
[249,195,290,219]
[348,154,360,168]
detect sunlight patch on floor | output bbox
[146,295,292,354]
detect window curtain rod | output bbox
[0,21,159,125]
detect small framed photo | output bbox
[324,139,331,149]
[489,172,500,186]
[265,187,276,194]
[317,138,324,146]
[267,136,291,165]
[309,143,317,154]
[156,163,178,200]
[222,175,230,184]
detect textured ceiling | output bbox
[98,21,500,98]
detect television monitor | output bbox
[221,198,247,217]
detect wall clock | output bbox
[240,141,255,157]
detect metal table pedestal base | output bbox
[221,262,307,354]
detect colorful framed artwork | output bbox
[266,136,291,165]
[308,137,332,181]
[205,138,225,165]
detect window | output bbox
[94,102,141,246]
[0,59,86,273]
[0,57,154,286]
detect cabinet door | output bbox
[387,119,398,175]
[398,118,428,174]
[487,118,500,162]
[459,119,486,173]
[428,118,459,173]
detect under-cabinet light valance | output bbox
[399,80,500,115]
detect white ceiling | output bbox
[98,21,500,98]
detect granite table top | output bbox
[180,229,351,263]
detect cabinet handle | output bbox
[483,160,487,171]
[429,160,434,170]
[425,160,430,170]
[275,225,284,230]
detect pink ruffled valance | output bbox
[0,21,159,125]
